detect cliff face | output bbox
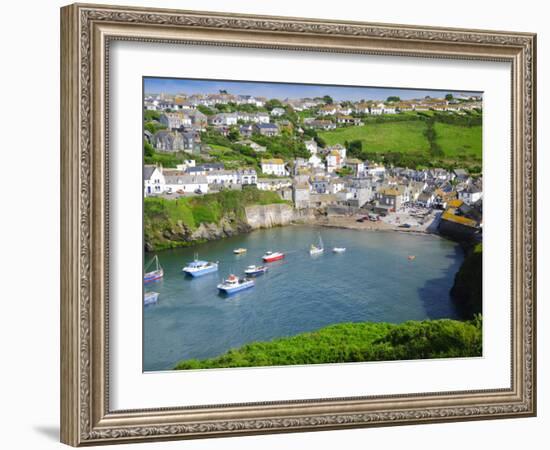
[145,204,316,251]
[245,204,315,230]
[450,243,482,319]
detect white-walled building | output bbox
[206,170,239,186]
[164,175,208,194]
[326,150,343,173]
[270,107,286,117]
[261,158,288,176]
[144,165,165,197]
[256,178,292,191]
[305,139,318,155]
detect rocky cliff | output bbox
[245,204,315,230]
[145,202,316,251]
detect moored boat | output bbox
[262,251,285,262]
[408,255,416,261]
[217,274,255,294]
[144,291,159,306]
[309,233,324,255]
[332,247,346,253]
[244,265,268,276]
[144,255,164,284]
[182,254,219,277]
[233,248,247,255]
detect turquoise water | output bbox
[143,226,463,371]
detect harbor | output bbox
[143,225,463,371]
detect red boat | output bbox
[262,251,285,262]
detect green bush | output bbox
[174,318,482,370]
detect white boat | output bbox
[144,291,159,306]
[233,248,247,255]
[217,274,255,294]
[182,254,219,277]
[144,255,163,284]
[332,247,346,253]
[309,233,324,255]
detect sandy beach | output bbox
[315,209,442,236]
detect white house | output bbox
[458,185,483,205]
[256,178,292,191]
[209,113,238,126]
[163,174,208,194]
[326,150,343,173]
[325,144,346,160]
[329,179,345,194]
[270,107,285,117]
[261,158,287,176]
[206,170,239,186]
[365,163,386,177]
[304,139,318,155]
[237,169,258,185]
[318,105,338,116]
[308,153,323,168]
[345,158,365,176]
[144,165,165,197]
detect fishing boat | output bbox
[262,251,285,262]
[408,255,416,261]
[144,255,164,284]
[233,248,247,255]
[332,247,346,253]
[182,254,219,277]
[144,291,159,306]
[309,233,324,255]
[244,265,269,276]
[217,274,255,294]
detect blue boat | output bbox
[244,265,269,276]
[217,274,254,294]
[182,254,219,277]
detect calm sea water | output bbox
[143,226,463,371]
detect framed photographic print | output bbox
[60,3,537,446]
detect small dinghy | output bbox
[244,265,268,276]
[233,248,247,255]
[332,247,346,253]
[144,291,159,306]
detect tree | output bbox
[265,99,283,111]
[322,95,333,105]
[386,96,400,102]
[445,93,454,101]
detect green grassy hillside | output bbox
[144,189,289,250]
[319,118,482,166]
[174,317,482,370]
[320,121,430,153]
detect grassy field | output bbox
[434,122,482,158]
[320,121,430,153]
[319,119,482,162]
[174,317,482,370]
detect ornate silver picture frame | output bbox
[60,3,536,446]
